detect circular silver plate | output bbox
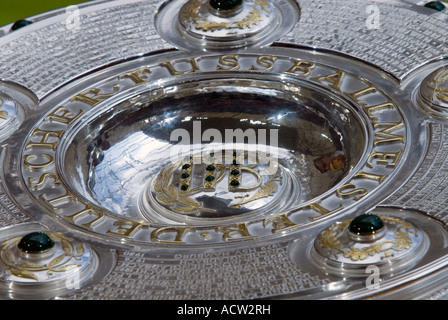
[1,0,448,300]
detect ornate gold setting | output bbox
[429,67,448,103]
[316,215,417,262]
[183,0,269,32]
[0,98,7,120]
[419,66,448,118]
[0,233,87,281]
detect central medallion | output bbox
[143,149,291,222]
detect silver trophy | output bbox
[0,0,447,300]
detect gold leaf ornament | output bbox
[0,233,87,281]
[317,215,416,262]
[10,267,38,281]
[75,243,85,259]
[51,264,81,273]
[153,162,215,214]
[436,88,448,103]
[343,248,368,261]
[0,98,6,120]
[431,68,448,103]
[47,253,67,273]
[230,170,280,208]
[185,0,265,32]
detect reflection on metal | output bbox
[313,214,422,265]
[158,0,299,49]
[181,0,267,31]
[419,67,448,118]
[0,0,448,300]
[0,225,115,299]
[0,232,89,281]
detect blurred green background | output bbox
[0,0,90,27]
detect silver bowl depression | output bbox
[57,75,367,226]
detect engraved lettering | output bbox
[286,59,315,76]
[80,208,106,229]
[217,55,239,70]
[362,101,395,121]
[336,183,368,201]
[23,153,54,169]
[366,151,403,168]
[27,173,60,191]
[307,202,344,220]
[47,106,83,125]
[120,67,152,85]
[311,70,344,90]
[63,203,105,229]
[373,121,405,145]
[264,212,299,233]
[107,219,149,238]
[160,57,201,75]
[250,55,277,71]
[72,86,120,107]
[25,128,64,150]
[150,226,193,244]
[39,189,77,208]
[346,84,377,104]
[354,171,387,182]
[216,223,255,241]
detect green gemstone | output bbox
[18,232,55,254]
[209,0,243,11]
[231,169,240,176]
[182,164,191,170]
[348,214,384,236]
[424,1,445,11]
[230,179,240,187]
[181,173,190,179]
[206,165,216,171]
[205,175,215,182]
[11,19,33,31]
[181,184,189,191]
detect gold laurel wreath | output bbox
[430,68,448,103]
[153,163,215,214]
[230,169,280,208]
[0,233,84,281]
[0,98,7,120]
[184,0,268,32]
[317,215,417,262]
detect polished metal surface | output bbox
[0,0,448,300]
